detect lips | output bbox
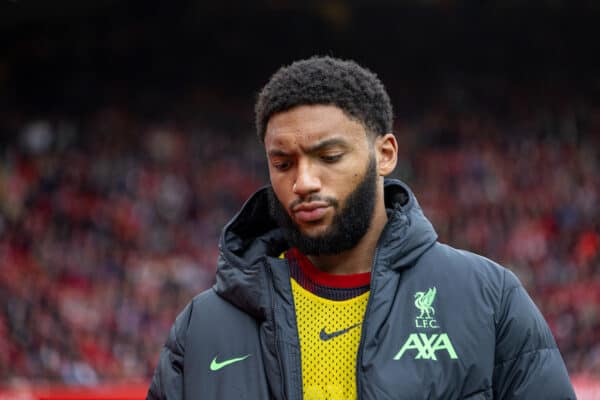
[292,202,330,223]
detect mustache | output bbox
[288,195,339,211]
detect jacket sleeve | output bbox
[492,269,576,400]
[147,302,193,400]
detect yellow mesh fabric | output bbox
[291,278,369,400]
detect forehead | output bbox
[264,104,368,149]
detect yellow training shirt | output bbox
[291,277,369,400]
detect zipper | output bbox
[265,257,301,400]
[355,199,409,399]
[265,259,286,399]
[355,219,392,400]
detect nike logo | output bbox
[319,323,361,341]
[210,354,250,371]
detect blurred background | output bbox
[1,0,599,398]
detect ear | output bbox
[374,133,398,176]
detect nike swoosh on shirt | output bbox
[210,354,251,371]
[319,323,361,341]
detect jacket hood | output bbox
[214,179,437,318]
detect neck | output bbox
[307,187,388,275]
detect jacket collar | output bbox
[214,179,437,318]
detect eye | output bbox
[272,160,292,171]
[321,154,343,163]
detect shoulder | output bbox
[414,243,556,348]
[189,287,236,310]
[166,288,258,348]
[413,242,512,296]
[187,287,258,328]
[403,242,530,336]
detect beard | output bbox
[267,155,378,256]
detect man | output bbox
[148,56,575,399]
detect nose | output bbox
[293,160,321,196]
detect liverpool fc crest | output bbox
[414,287,439,329]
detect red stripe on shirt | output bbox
[287,247,371,289]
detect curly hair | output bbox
[255,56,393,142]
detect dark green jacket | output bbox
[148,179,575,399]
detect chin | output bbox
[298,223,330,238]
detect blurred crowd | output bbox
[0,103,266,384]
[0,81,598,385]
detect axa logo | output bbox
[393,333,458,361]
[414,286,439,329]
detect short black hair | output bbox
[255,56,393,142]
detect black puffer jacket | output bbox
[148,179,575,399]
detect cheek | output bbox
[326,175,354,207]
[332,157,370,204]
[269,177,292,208]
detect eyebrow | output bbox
[267,149,291,158]
[267,137,349,158]
[305,137,349,153]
